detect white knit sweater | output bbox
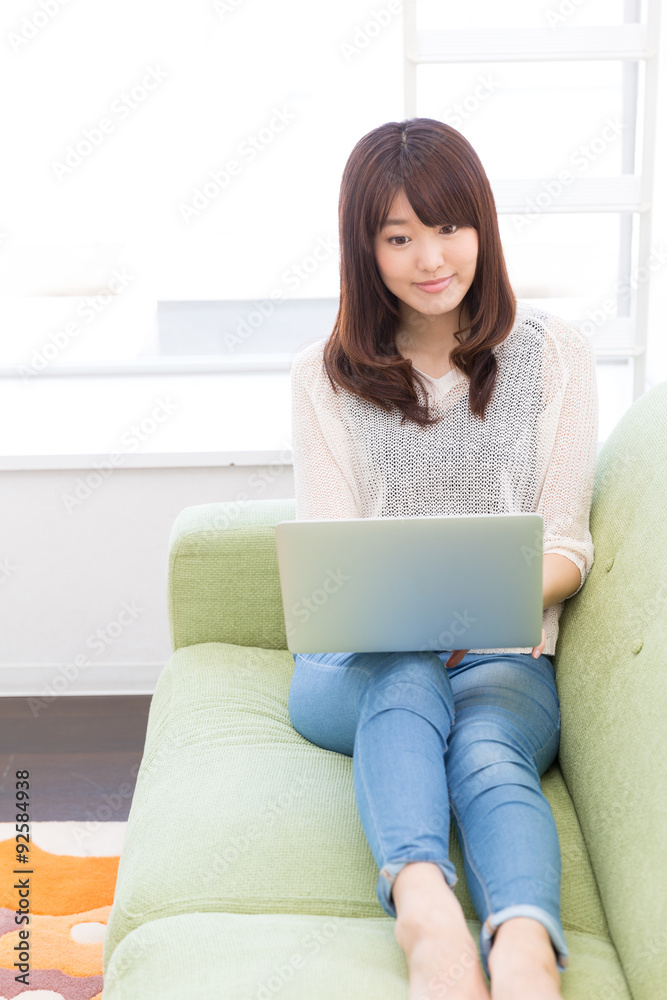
[290,300,599,657]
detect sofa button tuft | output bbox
[606,556,615,572]
[632,639,643,655]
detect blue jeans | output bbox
[288,648,569,978]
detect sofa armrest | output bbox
[553,380,667,1000]
[167,498,296,651]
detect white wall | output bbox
[0,465,293,695]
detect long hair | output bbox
[323,117,516,425]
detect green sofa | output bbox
[103,380,667,999]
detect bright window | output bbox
[0,0,663,444]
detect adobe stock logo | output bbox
[419,609,478,652]
[0,557,17,584]
[339,2,402,63]
[8,0,72,53]
[51,67,169,179]
[285,568,351,639]
[521,528,544,567]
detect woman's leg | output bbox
[288,649,491,998]
[288,648,458,899]
[444,651,568,988]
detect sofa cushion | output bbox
[168,499,296,651]
[104,641,613,981]
[553,380,667,1000]
[103,911,630,1000]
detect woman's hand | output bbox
[530,627,547,659]
[445,649,468,668]
[444,628,546,669]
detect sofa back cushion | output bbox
[553,380,667,999]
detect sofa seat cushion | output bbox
[103,911,630,999]
[104,642,612,974]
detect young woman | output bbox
[288,118,598,1000]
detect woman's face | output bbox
[373,188,479,324]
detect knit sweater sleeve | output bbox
[290,343,361,520]
[536,322,599,596]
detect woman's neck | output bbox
[395,303,469,373]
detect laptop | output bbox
[275,513,544,654]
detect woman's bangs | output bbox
[371,181,404,237]
[403,172,474,230]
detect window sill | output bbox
[0,370,293,471]
[1,366,615,472]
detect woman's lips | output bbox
[414,274,454,293]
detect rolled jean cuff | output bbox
[377,858,458,919]
[479,904,570,978]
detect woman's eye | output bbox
[441,224,458,235]
[388,236,409,246]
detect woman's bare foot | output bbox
[487,917,563,1000]
[397,920,491,999]
[392,862,490,999]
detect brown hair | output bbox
[323,117,516,425]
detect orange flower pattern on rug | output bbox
[0,834,120,999]
[0,838,118,915]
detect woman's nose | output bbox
[415,239,447,273]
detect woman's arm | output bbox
[537,324,599,602]
[542,553,582,610]
[291,347,361,520]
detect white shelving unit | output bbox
[403,0,662,400]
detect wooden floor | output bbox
[0,696,151,821]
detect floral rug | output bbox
[0,822,126,999]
